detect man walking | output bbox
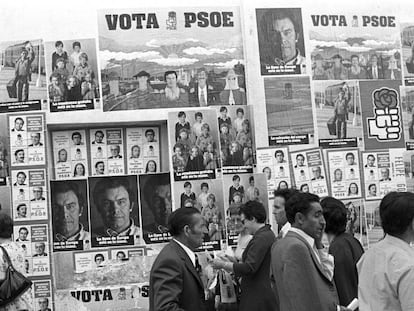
[14,42,35,102]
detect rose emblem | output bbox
[373,88,398,109]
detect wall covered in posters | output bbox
[0,0,412,309]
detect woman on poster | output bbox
[220,69,246,106]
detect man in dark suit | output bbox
[270,192,351,311]
[189,68,219,106]
[149,207,206,311]
[366,54,384,79]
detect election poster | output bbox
[97,8,246,111]
[313,80,362,148]
[289,148,329,197]
[9,113,46,167]
[361,149,407,200]
[401,22,414,85]
[222,173,267,246]
[256,147,292,199]
[168,109,220,181]
[309,12,401,82]
[0,39,46,110]
[12,169,48,221]
[264,76,314,145]
[44,38,100,112]
[138,173,172,244]
[360,80,404,150]
[364,199,383,247]
[326,149,362,200]
[32,280,54,311]
[0,115,10,186]
[50,180,90,252]
[105,128,125,176]
[343,199,369,249]
[401,86,414,149]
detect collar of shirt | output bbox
[289,227,315,249]
[280,222,291,238]
[384,234,414,253]
[174,238,196,267]
[105,219,136,237]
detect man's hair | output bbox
[286,192,320,224]
[269,9,300,33]
[236,108,244,115]
[273,188,299,202]
[184,181,192,188]
[275,150,284,157]
[220,106,227,112]
[92,177,135,213]
[94,253,104,261]
[367,154,375,160]
[95,161,104,168]
[72,41,81,48]
[296,153,304,159]
[116,251,126,257]
[94,130,104,137]
[200,182,209,189]
[55,40,64,47]
[17,203,27,211]
[164,70,177,80]
[16,171,27,179]
[232,174,240,181]
[19,227,28,233]
[145,129,155,136]
[168,207,200,236]
[380,192,414,236]
[350,54,359,61]
[195,112,203,119]
[14,117,24,124]
[178,111,186,118]
[249,176,254,183]
[0,213,13,238]
[345,152,354,159]
[240,200,267,223]
[71,131,81,139]
[14,149,24,156]
[52,181,85,209]
[368,184,376,190]
[320,197,347,235]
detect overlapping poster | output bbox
[0,115,10,185]
[326,149,362,199]
[290,148,329,197]
[401,21,414,85]
[256,147,292,199]
[98,8,246,111]
[343,199,369,249]
[32,280,54,311]
[264,76,314,145]
[313,80,362,148]
[361,149,406,200]
[401,86,414,149]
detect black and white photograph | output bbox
[0,114,10,185]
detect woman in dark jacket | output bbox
[321,197,364,307]
[211,200,277,311]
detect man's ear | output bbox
[295,32,300,43]
[79,205,84,216]
[130,201,135,212]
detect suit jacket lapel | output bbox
[287,231,332,282]
[171,240,204,289]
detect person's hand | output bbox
[210,258,225,270]
[224,254,237,263]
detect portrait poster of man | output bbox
[9,113,46,167]
[399,21,414,85]
[172,178,225,251]
[97,7,246,111]
[44,38,100,111]
[0,39,47,106]
[168,109,220,181]
[222,173,267,246]
[264,76,314,145]
[256,8,306,75]
[361,149,407,200]
[309,12,401,82]
[401,86,414,148]
[89,175,141,248]
[256,147,292,199]
[0,115,10,185]
[314,80,363,148]
[52,129,88,179]
[33,280,53,311]
[139,173,171,244]
[30,224,50,276]
[326,149,362,200]
[289,148,329,197]
[50,180,90,252]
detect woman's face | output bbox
[334,170,342,181]
[75,164,84,175]
[264,168,271,180]
[279,182,288,190]
[51,76,59,86]
[132,146,140,157]
[147,161,156,172]
[350,184,358,194]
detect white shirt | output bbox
[174,238,196,267]
[198,86,207,105]
[280,222,291,238]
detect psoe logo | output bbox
[166,11,177,30]
[367,87,401,142]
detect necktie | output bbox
[373,67,378,79]
[199,89,206,106]
[195,254,202,275]
[229,91,235,105]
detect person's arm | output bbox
[397,266,414,310]
[151,257,186,311]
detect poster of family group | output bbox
[97,7,246,111]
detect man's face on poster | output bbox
[17,172,26,185]
[17,205,27,217]
[38,297,48,311]
[346,154,355,165]
[33,187,43,200]
[95,255,104,265]
[146,131,155,142]
[273,17,297,61]
[58,149,67,162]
[19,228,28,240]
[367,155,375,167]
[381,168,390,179]
[16,150,25,162]
[110,145,120,157]
[369,185,377,196]
[94,132,104,143]
[14,118,24,131]
[35,242,45,255]
[296,154,304,166]
[99,185,132,233]
[312,166,321,178]
[166,73,177,88]
[72,134,82,145]
[55,190,81,237]
[96,162,105,174]
[31,133,40,145]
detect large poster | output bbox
[401,22,414,85]
[98,8,246,111]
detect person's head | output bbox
[178,128,188,140]
[286,192,325,240]
[18,227,29,240]
[16,171,27,185]
[116,251,126,260]
[32,186,43,200]
[17,204,27,217]
[233,192,242,204]
[366,154,375,166]
[320,197,347,237]
[275,150,284,162]
[231,141,240,153]
[312,166,321,178]
[74,163,85,176]
[240,200,267,235]
[0,214,13,239]
[55,40,64,52]
[224,69,239,90]
[94,253,104,265]
[136,70,150,87]
[220,106,228,118]
[201,123,210,136]
[79,52,88,65]
[278,180,288,190]
[197,68,207,88]
[236,107,244,118]
[31,133,41,145]
[296,153,305,166]
[57,148,67,162]
[14,149,25,162]
[366,184,377,196]
[190,146,199,158]
[300,183,309,192]
[131,145,140,158]
[350,54,359,67]
[207,193,216,206]
[380,192,414,240]
[370,54,378,65]
[164,70,178,88]
[38,297,49,310]
[14,117,24,130]
[184,181,192,194]
[248,176,255,186]
[50,73,59,85]
[232,174,240,186]
[177,111,186,123]
[332,54,342,67]
[168,207,204,250]
[273,188,299,227]
[35,242,45,255]
[173,143,183,156]
[381,168,390,179]
[195,112,203,123]
[72,41,81,52]
[348,183,359,195]
[201,182,209,193]
[68,75,78,87]
[241,119,250,132]
[52,181,85,237]
[263,167,271,180]
[145,160,157,173]
[94,130,104,143]
[93,177,135,233]
[72,132,82,145]
[95,161,105,174]
[314,54,323,68]
[345,152,355,165]
[333,168,343,182]
[271,9,300,61]
[56,57,65,69]
[220,122,229,134]
[20,48,28,59]
[145,129,155,142]
[110,145,120,157]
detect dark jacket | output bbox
[189,83,219,106]
[149,240,206,311]
[233,224,278,311]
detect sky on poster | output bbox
[97,7,244,70]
